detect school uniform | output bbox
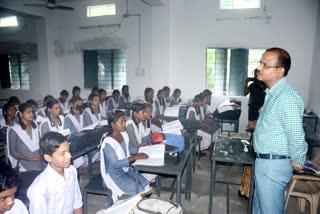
[4,199,28,214]
[7,124,41,171]
[82,107,101,127]
[27,164,83,214]
[39,115,65,138]
[164,97,170,108]
[186,106,211,151]
[36,107,46,118]
[126,119,143,155]
[118,95,131,106]
[99,100,107,118]
[169,96,180,107]
[0,117,15,128]
[59,100,69,114]
[106,97,119,111]
[152,98,165,118]
[100,132,149,202]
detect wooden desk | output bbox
[209,136,255,214]
[134,142,194,204]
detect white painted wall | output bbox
[308,3,320,117]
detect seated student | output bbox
[144,88,154,104]
[118,85,131,106]
[39,99,64,137]
[26,99,38,121]
[7,103,41,171]
[98,88,107,118]
[58,90,69,114]
[27,132,83,214]
[126,103,147,155]
[144,103,162,133]
[0,103,16,128]
[169,88,182,107]
[100,110,149,202]
[0,162,28,214]
[106,89,120,111]
[64,96,83,134]
[91,86,99,95]
[69,86,81,106]
[8,96,20,110]
[152,89,166,119]
[162,86,171,108]
[201,89,212,118]
[36,95,54,118]
[186,95,211,151]
[83,93,101,127]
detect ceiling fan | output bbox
[24,0,74,11]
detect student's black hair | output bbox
[112,89,120,96]
[131,102,147,113]
[8,96,20,105]
[91,86,99,94]
[43,95,54,107]
[122,85,129,91]
[162,86,170,92]
[60,90,69,97]
[172,88,181,98]
[2,103,16,125]
[40,132,67,157]
[203,89,212,96]
[0,161,20,192]
[70,96,82,115]
[193,94,202,115]
[107,110,125,135]
[45,99,62,127]
[16,103,37,130]
[88,93,100,114]
[98,88,106,95]
[144,87,154,103]
[26,99,38,107]
[72,86,81,95]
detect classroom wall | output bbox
[308,3,320,117]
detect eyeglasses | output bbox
[257,61,281,69]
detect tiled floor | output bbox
[79,151,317,214]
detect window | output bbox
[220,0,260,9]
[0,16,18,27]
[83,49,126,90]
[87,4,116,17]
[206,48,265,96]
[0,54,29,89]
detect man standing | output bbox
[253,47,307,213]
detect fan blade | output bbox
[54,5,74,11]
[24,3,46,8]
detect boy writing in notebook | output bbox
[27,132,83,214]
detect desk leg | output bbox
[208,160,216,214]
[186,148,193,200]
[176,175,181,204]
[135,170,139,194]
[248,165,254,214]
[87,153,93,179]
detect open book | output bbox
[133,144,165,166]
[162,120,183,135]
[303,162,320,176]
[163,106,180,117]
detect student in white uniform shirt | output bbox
[152,89,166,119]
[106,89,120,111]
[26,99,38,121]
[144,87,154,104]
[27,132,83,214]
[39,99,64,138]
[36,95,54,118]
[162,86,171,108]
[98,88,107,119]
[83,93,101,127]
[118,85,131,106]
[0,103,16,128]
[0,163,28,214]
[58,89,69,114]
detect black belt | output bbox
[255,153,290,159]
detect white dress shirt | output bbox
[4,199,28,214]
[27,164,83,214]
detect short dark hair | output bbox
[131,102,146,113]
[266,47,291,76]
[173,88,181,96]
[8,96,20,105]
[112,89,120,96]
[60,90,69,97]
[203,89,212,96]
[162,86,170,92]
[72,86,81,94]
[40,132,67,157]
[0,162,19,192]
[122,85,129,91]
[98,88,106,95]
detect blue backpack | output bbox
[163,133,185,153]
